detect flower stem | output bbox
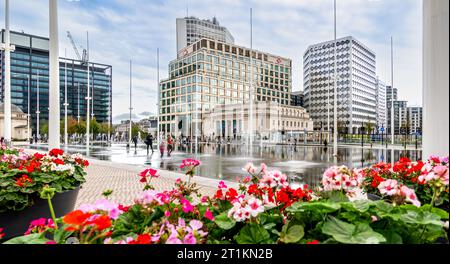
[430,187,437,209]
[47,196,58,230]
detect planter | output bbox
[368,193,382,201]
[0,187,80,242]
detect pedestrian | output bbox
[324,138,328,147]
[0,137,4,146]
[159,140,165,158]
[145,133,154,154]
[167,135,173,157]
[132,135,138,149]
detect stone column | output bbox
[422,0,449,158]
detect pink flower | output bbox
[179,159,201,170]
[183,233,197,244]
[139,168,160,183]
[400,185,421,207]
[204,208,214,221]
[245,197,264,217]
[201,196,208,203]
[260,163,268,173]
[45,240,57,244]
[434,165,449,185]
[180,199,194,213]
[218,181,227,189]
[378,179,399,196]
[189,220,203,231]
[243,162,257,174]
[371,216,378,222]
[165,210,171,217]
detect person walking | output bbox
[167,135,173,157]
[145,133,154,154]
[132,135,138,150]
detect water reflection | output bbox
[28,143,421,187]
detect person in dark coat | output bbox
[132,135,138,149]
[145,134,154,154]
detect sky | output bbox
[1,0,423,123]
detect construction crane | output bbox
[66,31,88,64]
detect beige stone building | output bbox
[0,103,30,140]
[201,101,314,142]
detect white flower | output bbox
[244,197,264,217]
[378,179,398,196]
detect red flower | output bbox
[0,228,5,240]
[52,158,65,165]
[15,174,33,187]
[63,210,93,231]
[33,153,45,160]
[306,240,319,244]
[87,215,111,231]
[247,184,263,196]
[214,189,224,200]
[49,148,64,157]
[225,188,238,201]
[118,205,130,212]
[83,160,89,167]
[26,161,40,173]
[128,234,152,244]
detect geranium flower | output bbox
[63,210,93,231]
[245,197,264,217]
[306,240,319,244]
[0,228,4,240]
[49,148,64,157]
[243,162,257,174]
[218,181,227,189]
[139,168,160,183]
[128,234,152,244]
[204,208,214,220]
[378,179,399,196]
[180,159,201,170]
[79,199,124,220]
[25,218,54,235]
[180,198,194,213]
[15,174,33,187]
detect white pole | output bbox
[86,31,90,147]
[156,48,160,147]
[248,7,254,149]
[129,60,133,147]
[27,75,30,142]
[64,50,68,147]
[48,0,60,150]
[77,82,80,123]
[36,70,40,139]
[332,0,338,157]
[3,0,12,144]
[327,74,330,139]
[390,37,395,145]
[108,70,111,142]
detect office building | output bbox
[407,106,422,135]
[0,30,112,135]
[176,17,234,52]
[291,91,304,107]
[376,78,387,130]
[159,38,292,137]
[303,36,377,134]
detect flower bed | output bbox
[0,146,89,212]
[1,155,448,244]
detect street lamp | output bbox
[332,0,338,157]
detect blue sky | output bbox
[1,0,422,122]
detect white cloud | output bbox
[1,0,423,120]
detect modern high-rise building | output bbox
[407,106,422,135]
[176,17,234,52]
[159,38,293,137]
[291,91,304,107]
[376,78,387,130]
[0,30,112,134]
[390,100,408,135]
[303,36,377,134]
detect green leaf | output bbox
[341,200,373,213]
[419,205,449,220]
[399,210,443,226]
[214,212,236,230]
[235,224,271,244]
[3,233,49,244]
[322,217,386,244]
[381,230,403,244]
[280,224,304,244]
[287,201,341,214]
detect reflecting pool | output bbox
[28,143,421,187]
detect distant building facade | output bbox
[291,91,304,107]
[303,36,377,134]
[176,17,234,52]
[0,103,29,140]
[407,106,422,135]
[159,38,292,137]
[201,101,314,141]
[376,78,387,130]
[0,30,112,136]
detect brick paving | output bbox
[21,147,236,208]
